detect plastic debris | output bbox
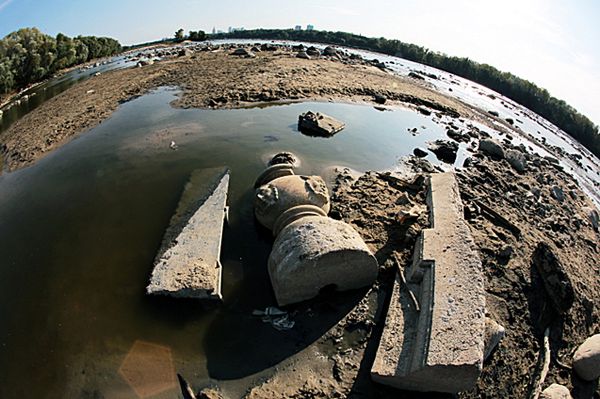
[252,307,295,331]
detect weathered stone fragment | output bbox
[540,384,572,399]
[573,334,600,381]
[268,215,378,306]
[484,317,506,360]
[147,168,229,300]
[506,149,527,172]
[428,139,458,164]
[298,111,345,136]
[371,172,486,393]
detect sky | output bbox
[1,0,598,125]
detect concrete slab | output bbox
[298,111,345,136]
[371,172,486,393]
[147,168,229,300]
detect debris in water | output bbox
[253,307,295,331]
[169,140,178,150]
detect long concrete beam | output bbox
[371,172,486,393]
[147,168,229,300]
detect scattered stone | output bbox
[298,111,345,136]
[323,46,338,56]
[147,168,229,300]
[417,107,431,116]
[373,94,386,104]
[479,139,505,159]
[506,149,527,173]
[372,173,485,393]
[304,46,318,56]
[506,118,514,125]
[428,139,459,164]
[587,208,599,231]
[296,51,310,60]
[446,129,469,143]
[572,334,600,381]
[408,72,425,80]
[540,384,572,399]
[413,147,428,158]
[488,110,499,117]
[231,48,254,57]
[178,48,192,57]
[484,317,505,360]
[532,242,574,314]
[550,186,565,203]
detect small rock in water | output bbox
[540,384,572,399]
[573,334,600,381]
[428,139,458,164]
[169,141,178,150]
[373,94,386,104]
[413,147,428,158]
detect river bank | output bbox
[0,44,489,172]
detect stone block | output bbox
[371,172,486,393]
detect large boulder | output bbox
[479,139,505,159]
[573,334,600,381]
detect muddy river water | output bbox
[0,42,598,398]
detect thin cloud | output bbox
[0,0,14,12]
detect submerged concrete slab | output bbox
[371,172,485,393]
[147,168,229,300]
[298,111,345,136]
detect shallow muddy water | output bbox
[0,89,458,398]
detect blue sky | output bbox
[1,0,598,126]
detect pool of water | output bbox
[0,89,459,398]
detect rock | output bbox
[408,72,425,80]
[323,46,338,56]
[260,43,277,51]
[573,334,600,381]
[428,139,459,164]
[506,149,527,173]
[178,48,192,57]
[479,139,505,159]
[231,48,254,57]
[198,387,223,399]
[532,242,574,314]
[413,147,428,158]
[417,107,431,116]
[488,110,499,117]
[372,173,485,393]
[550,186,565,202]
[298,111,345,136]
[296,51,310,60]
[306,46,321,57]
[540,384,572,399]
[147,168,229,300]
[505,118,514,125]
[446,129,469,143]
[484,317,505,360]
[587,208,599,231]
[373,94,386,104]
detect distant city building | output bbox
[217,30,224,34]
[294,25,302,31]
[307,24,314,31]
[228,26,233,33]
[228,26,245,33]
[212,27,216,34]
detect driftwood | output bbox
[528,327,551,399]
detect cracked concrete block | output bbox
[147,168,229,300]
[268,215,378,306]
[371,172,486,393]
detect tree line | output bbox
[174,29,206,43]
[211,28,600,157]
[0,27,121,95]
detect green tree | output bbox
[175,28,185,42]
